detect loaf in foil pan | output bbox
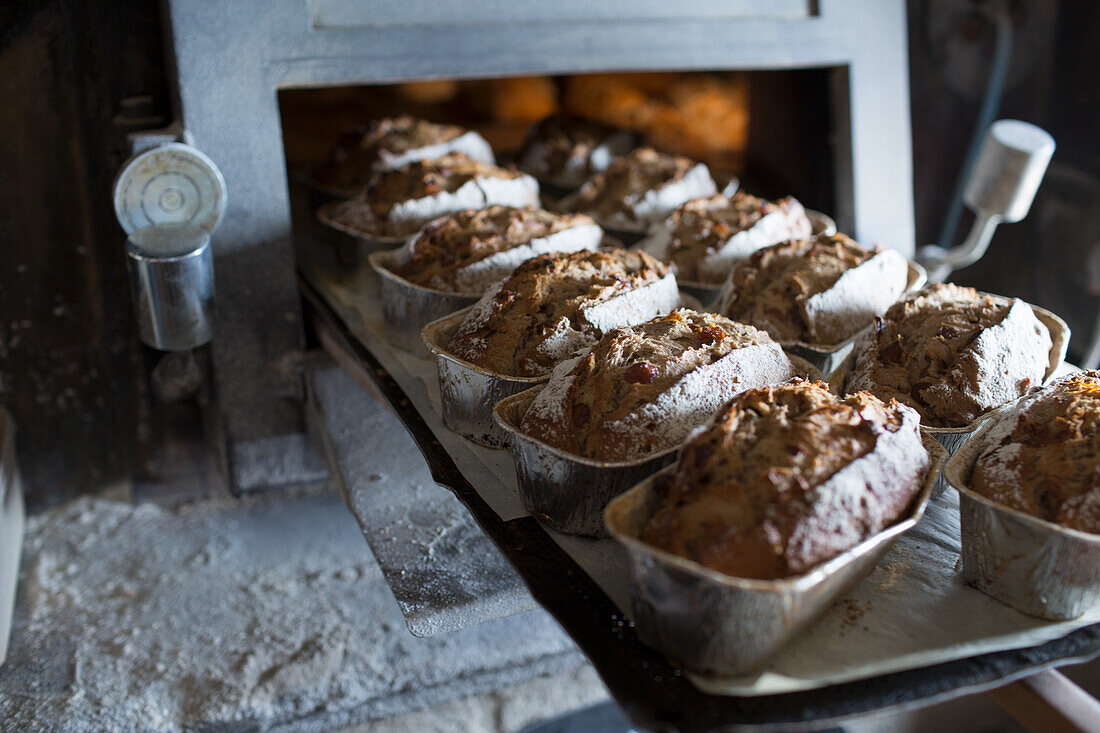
[605,434,945,676]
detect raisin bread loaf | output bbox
[517,114,639,187]
[389,206,601,295]
[718,234,909,345]
[319,153,538,237]
[641,192,813,284]
[970,370,1100,533]
[519,310,795,461]
[448,249,678,377]
[843,283,1052,428]
[640,380,929,579]
[560,147,717,230]
[313,116,494,194]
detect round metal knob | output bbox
[127,224,215,351]
[963,119,1056,223]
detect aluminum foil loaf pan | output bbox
[367,249,480,355]
[421,310,549,449]
[316,202,409,268]
[605,435,946,677]
[782,259,927,378]
[830,304,1069,495]
[493,356,823,538]
[657,208,839,309]
[944,416,1100,621]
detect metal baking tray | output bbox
[831,303,1070,494]
[606,435,945,676]
[301,275,1100,733]
[493,355,823,538]
[945,416,1100,621]
[0,409,26,666]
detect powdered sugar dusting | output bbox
[965,299,1052,413]
[582,273,680,333]
[633,163,718,223]
[602,341,795,456]
[451,223,602,295]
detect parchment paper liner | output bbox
[829,303,1070,496]
[493,357,822,538]
[944,410,1100,620]
[605,435,946,676]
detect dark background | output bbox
[1,0,1097,507]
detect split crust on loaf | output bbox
[313,116,495,193]
[970,370,1100,534]
[390,206,601,295]
[640,192,813,284]
[640,380,929,579]
[718,234,909,346]
[519,310,795,461]
[561,147,717,229]
[448,249,679,378]
[843,283,1052,428]
[320,153,538,237]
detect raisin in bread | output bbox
[640,380,929,579]
[560,147,717,229]
[843,283,1052,428]
[718,234,909,345]
[970,370,1100,533]
[390,206,601,295]
[643,192,812,284]
[448,249,677,377]
[519,310,795,461]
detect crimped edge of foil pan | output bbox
[493,385,680,537]
[944,413,1100,620]
[604,434,946,677]
[421,308,549,449]
[492,356,824,538]
[367,249,480,355]
[829,302,1069,495]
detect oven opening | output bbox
[278,67,845,276]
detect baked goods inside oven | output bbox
[318,153,539,238]
[640,191,813,285]
[560,147,717,231]
[388,206,601,295]
[518,310,796,461]
[448,249,678,377]
[640,380,929,579]
[517,114,640,188]
[312,116,494,194]
[842,283,1052,428]
[970,370,1100,533]
[717,233,909,346]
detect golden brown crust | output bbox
[565,147,698,222]
[720,234,876,343]
[640,380,925,579]
[448,249,669,377]
[518,310,786,460]
[843,283,1051,427]
[971,371,1100,533]
[313,116,466,192]
[391,206,594,290]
